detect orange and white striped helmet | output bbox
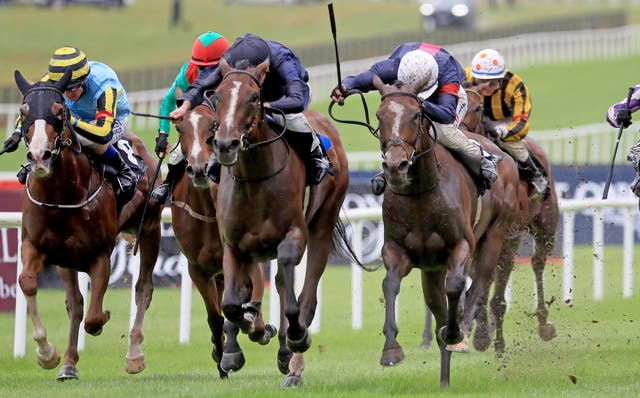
[471,48,505,79]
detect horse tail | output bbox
[331,218,380,272]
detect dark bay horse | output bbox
[210,58,350,387]
[14,70,163,380]
[455,88,560,354]
[371,76,519,387]
[170,101,275,379]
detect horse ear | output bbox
[372,74,387,94]
[14,70,33,95]
[219,58,231,76]
[54,69,73,92]
[255,58,270,84]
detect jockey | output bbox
[171,33,334,185]
[606,84,640,197]
[330,42,498,195]
[3,47,138,203]
[465,48,548,195]
[151,31,230,205]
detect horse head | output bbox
[14,69,80,179]
[210,57,269,167]
[372,74,436,190]
[174,100,216,189]
[461,87,485,135]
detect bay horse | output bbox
[371,75,519,387]
[14,70,163,380]
[454,87,560,354]
[209,58,350,387]
[170,100,275,379]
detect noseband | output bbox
[379,91,437,166]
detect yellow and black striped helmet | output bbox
[48,47,90,88]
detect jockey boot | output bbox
[105,151,139,204]
[16,163,31,184]
[151,160,186,205]
[205,153,222,183]
[627,141,640,197]
[371,171,386,196]
[309,144,334,185]
[453,148,498,190]
[520,157,548,195]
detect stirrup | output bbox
[311,158,333,185]
[151,182,170,205]
[371,172,386,196]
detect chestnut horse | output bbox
[455,88,560,354]
[371,76,519,387]
[170,100,275,379]
[14,70,163,380]
[210,58,350,387]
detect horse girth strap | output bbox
[171,200,217,223]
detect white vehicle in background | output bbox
[419,0,476,32]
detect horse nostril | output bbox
[229,139,240,152]
[186,165,194,176]
[398,160,409,173]
[42,150,52,161]
[26,152,34,162]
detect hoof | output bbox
[258,324,277,346]
[220,351,245,373]
[538,323,557,341]
[56,364,79,381]
[125,354,146,374]
[446,334,469,353]
[473,328,492,352]
[286,330,311,353]
[437,326,463,346]
[380,346,405,367]
[278,346,293,375]
[36,343,60,370]
[283,373,304,388]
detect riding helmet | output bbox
[48,46,90,89]
[470,48,506,80]
[191,31,230,67]
[397,49,439,100]
[224,33,270,68]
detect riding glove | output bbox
[330,84,347,102]
[494,125,509,140]
[2,132,22,153]
[616,109,632,128]
[155,131,168,157]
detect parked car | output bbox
[419,0,476,32]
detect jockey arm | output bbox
[159,62,191,136]
[501,80,531,142]
[607,84,640,128]
[71,88,120,144]
[181,66,221,110]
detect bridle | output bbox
[213,69,291,183]
[21,85,105,209]
[378,90,437,166]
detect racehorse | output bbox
[455,87,560,354]
[14,70,163,380]
[170,100,275,379]
[371,76,519,387]
[209,58,350,387]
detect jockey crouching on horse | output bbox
[151,31,231,205]
[170,33,334,186]
[465,48,548,195]
[606,84,640,198]
[330,42,498,195]
[3,47,139,204]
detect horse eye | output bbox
[20,103,29,116]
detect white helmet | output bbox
[397,50,439,100]
[470,48,506,79]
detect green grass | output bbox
[1,245,638,397]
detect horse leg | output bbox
[18,245,60,372]
[83,255,111,336]
[530,226,557,341]
[274,265,293,376]
[55,268,84,381]
[380,243,412,367]
[246,263,277,345]
[125,238,157,374]
[489,239,518,357]
[189,263,228,379]
[422,270,452,389]
[277,228,308,353]
[420,287,434,349]
[463,229,510,353]
[221,320,245,373]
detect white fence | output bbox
[3,196,637,358]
